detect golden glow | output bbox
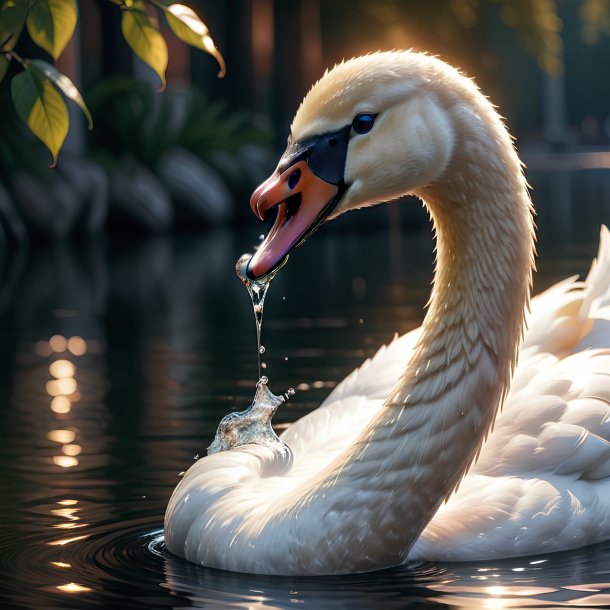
[58,499,78,506]
[486,586,505,596]
[67,336,87,356]
[50,561,72,568]
[56,583,92,593]
[35,340,53,357]
[52,522,88,529]
[50,359,76,378]
[51,507,79,520]
[46,378,77,396]
[62,444,82,456]
[53,455,78,468]
[51,396,71,414]
[48,534,88,546]
[47,429,76,444]
[50,335,68,352]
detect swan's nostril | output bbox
[288,169,301,190]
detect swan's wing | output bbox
[280,327,421,459]
[522,226,610,357]
[411,227,610,561]
[409,348,610,561]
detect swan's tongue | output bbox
[247,160,339,279]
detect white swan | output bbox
[164,51,610,575]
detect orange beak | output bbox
[247,160,339,279]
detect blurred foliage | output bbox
[0,0,224,165]
[448,0,563,75]
[580,0,610,43]
[87,77,271,187]
[360,0,610,76]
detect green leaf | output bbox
[11,64,69,166]
[0,0,29,52]
[0,55,8,82]
[26,0,77,60]
[121,2,168,90]
[29,59,93,129]
[160,2,226,77]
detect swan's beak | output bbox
[248,161,338,278]
[247,126,351,279]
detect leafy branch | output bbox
[0,0,225,166]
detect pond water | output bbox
[1,170,610,609]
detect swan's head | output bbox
[248,51,459,278]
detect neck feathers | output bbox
[391,79,535,410]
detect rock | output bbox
[58,158,109,233]
[12,170,80,238]
[11,157,110,239]
[157,147,232,225]
[108,163,174,231]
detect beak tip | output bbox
[250,197,264,221]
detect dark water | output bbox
[1,172,610,609]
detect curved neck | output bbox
[285,95,535,574]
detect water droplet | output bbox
[178,471,185,478]
[282,296,286,300]
[259,375,268,385]
[284,356,289,361]
[261,362,267,369]
[287,387,295,396]
[359,318,364,324]
[259,345,266,354]
[259,234,265,240]
[193,454,199,460]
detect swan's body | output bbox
[165,51,610,574]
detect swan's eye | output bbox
[352,113,376,135]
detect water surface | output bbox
[1,172,610,609]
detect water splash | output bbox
[207,377,294,460]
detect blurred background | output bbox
[2,0,610,239]
[2,3,610,607]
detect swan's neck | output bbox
[293,99,535,573]
[404,117,535,410]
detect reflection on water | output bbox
[0,169,609,608]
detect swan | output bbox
[164,51,610,575]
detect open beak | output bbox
[247,160,340,279]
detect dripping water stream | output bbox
[235,253,276,379]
